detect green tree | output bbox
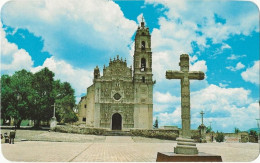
[53,81,78,123]
[249,130,257,137]
[1,70,34,128]
[31,68,55,127]
[1,67,77,127]
[206,126,212,133]
[1,74,13,125]
[153,117,159,129]
[215,131,225,142]
[234,127,241,133]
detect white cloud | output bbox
[31,57,93,101]
[156,107,182,126]
[226,62,245,71]
[221,43,231,50]
[227,54,246,60]
[0,22,34,74]
[154,91,180,103]
[190,60,207,72]
[241,60,260,85]
[219,83,228,88]
[2,0,137,63]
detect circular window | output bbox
[113,93,121,100]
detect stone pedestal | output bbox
[198,124,207,143]
[174,138,198,155]
[50,117,57,130]
[156,152,222,162]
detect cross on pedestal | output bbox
[156,54,223,158]
[200,111,205,125]
[166,54,204,138]
[50,103,57,130]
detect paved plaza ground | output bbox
[1,129,259,162]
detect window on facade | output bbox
[82,118,86,122]
[142,76,145,83]
[141,41,145,50]
[141,58,146,71]
[84,104,87,108]
[113,93,122,100]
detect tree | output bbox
[1,74,13,125]
[215,131,225,142]
[206,126,212,133]
[11,70,34,128]
[234,127,241,134]
[153,117,159,129]
[1,67,77,128]
[31,68,55,127]
[249,130,257,137]
[53,81,78,123]
[1,70,34,128]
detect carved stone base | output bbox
[156,152,222,162]
[50,117,57,130]
[174,137,198,155]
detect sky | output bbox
[0,0,259,133]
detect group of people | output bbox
[1,129,16,144]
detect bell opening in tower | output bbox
[141,41,145,50]
[141,58,146,72]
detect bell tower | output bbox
[133,17,153,83]
[133,17,153,129]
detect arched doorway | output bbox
[112,113,122,130]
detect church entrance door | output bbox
[112,113,122,130]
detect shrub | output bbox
[234,127,240,133]
[54,125,107,135]
[215,131,225,142]
[130,129,178,140]
[249,130,257,137]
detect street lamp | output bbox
[256,118,260,141]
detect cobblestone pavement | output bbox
[1,136,259,162]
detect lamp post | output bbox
[256,118,260,142]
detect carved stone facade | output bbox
[78,20,154,130]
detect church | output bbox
[77,20,154,130]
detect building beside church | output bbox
[78,20,154,130]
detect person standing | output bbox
[9,128,16,144]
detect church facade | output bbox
[78,20,154,130]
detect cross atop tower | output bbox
[141,15,145,27]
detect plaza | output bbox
[1,130,259,162]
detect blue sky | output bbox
[0,0,259,133]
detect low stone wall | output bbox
[54,125,108,135]
[130,129,179,140]
[205,132,253,143]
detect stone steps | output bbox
[104,131,132,136]
[174,137,199,154]
[176,137,196,142]
[177,141,196,146]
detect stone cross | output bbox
[200,111,205,125]
[166,54,204,138]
